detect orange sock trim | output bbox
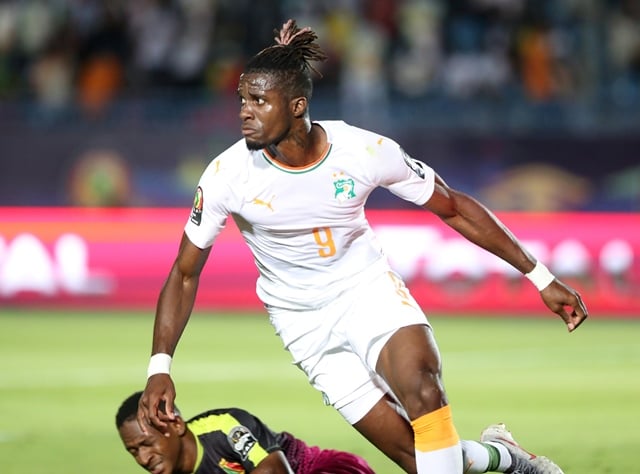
[410,405,460,452]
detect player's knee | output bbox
[402,372,447,420]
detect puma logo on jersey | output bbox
[252,195,275,211]
[333,172,356,202]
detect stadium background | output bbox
[0,1,638,473]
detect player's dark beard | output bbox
[244,138,265,151]
[244,127,289,151]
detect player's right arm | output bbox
[137,232,212,434]
[423,173,588,331]
[253,451,295,474]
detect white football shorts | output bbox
[266,268,430,424]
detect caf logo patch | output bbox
[228,425,257,460]
[190,186,203,225]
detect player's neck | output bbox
[268,123,326,168]
[180,430,199,474]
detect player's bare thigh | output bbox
[376,324,448,419]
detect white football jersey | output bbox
[185,120,435,309]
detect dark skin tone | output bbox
[138,71,588,472]
[353,394,420,473]
[119,415,292,474]
[120,416,195,474]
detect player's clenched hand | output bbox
[137,374,176,436]
[540,279,588,332]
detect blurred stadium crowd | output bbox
[2,0,640,110]
[0,0,639,210]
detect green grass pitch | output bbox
[0,310,637,473]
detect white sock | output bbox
[461,440,490,472]
[415,443,464,473]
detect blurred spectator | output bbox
[126,0,181,88]
[514,2,581,102]
[0,3,21,97]
[15,0,71,109]
[17,0,58,57]
[29,30,74,115]
[607,0,640,104]
[391,0,443,97]
[607,0,640,74]
[77,52,123,117]
[440,0,513,98]
[73,1,128,117]
[339,17,390,127]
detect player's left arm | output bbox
[423,173,588,332]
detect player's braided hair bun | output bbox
[247,19,328,77]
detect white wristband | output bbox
[525,261,555,291]
[147,353,172,379]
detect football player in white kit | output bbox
[138,19,587,474]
